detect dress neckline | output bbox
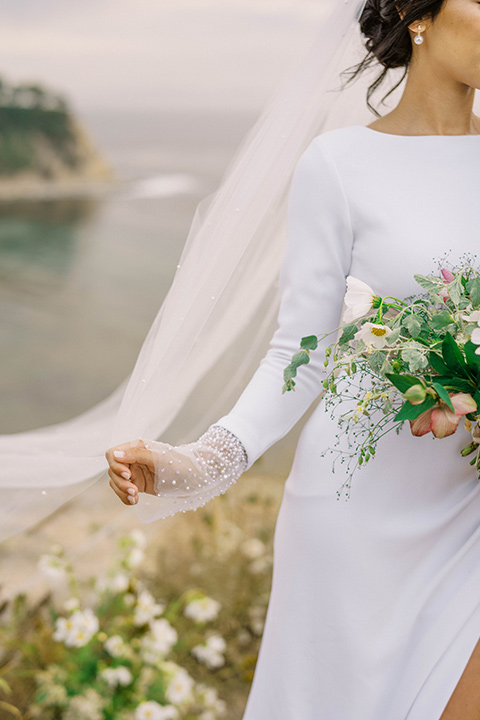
[356,125,480,139]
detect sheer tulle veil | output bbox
[2,0,477,541]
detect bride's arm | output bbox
[106,136,353,507]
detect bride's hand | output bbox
[105,426,248,508]
[105,438,156,505]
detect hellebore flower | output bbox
[354,322,393,350]
[342,276,381,323]
[410,392,477,439]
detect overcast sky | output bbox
[0,0,327,114]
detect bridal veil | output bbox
[0,0,429,540]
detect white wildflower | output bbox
[38,554,69,582]
[165,666,195,705]
[354,322,393,350]
[126,547,145,569]
[111,572,130,593]
[96,572,130,594]
[63,689,103,720]
[35,683,68,708]
[135,701,179,720]
[54,608,99,648]
[196,684,227,715]
[134,590,165,626]
[248,556,272,574]
[216,520,243,557]
[184,596,221,624]
[191,634,227,669]
[101,666,133,688]
[129,529,147,549]
[63,597,80,613]
[240,538,266,560]
[141,618,178,662]
[104,634,127,658]
[342,276,380,323]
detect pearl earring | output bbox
[414,24,424,45]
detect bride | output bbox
[105,0,480,718]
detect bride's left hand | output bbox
[105,439,155,505]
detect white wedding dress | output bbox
[206,125,480,719]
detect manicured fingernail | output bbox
[121,471,131,480]
[127,487,136,496]
[114,450,125,458]
[128,495,136,504]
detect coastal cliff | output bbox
[0,76,117,201]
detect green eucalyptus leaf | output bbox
[291,350,310,368]
[283,365,297,381]
[300,335,318,351]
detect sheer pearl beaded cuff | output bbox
[149,425,248,514]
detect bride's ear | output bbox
[395,4,429,32]
[406,19,427,34]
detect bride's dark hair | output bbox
[343,0,445,115]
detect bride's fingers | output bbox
[107,459,132,479]
[109,476,137,505]
[114,446,155,470]
[108,468,138,504]
[105,438,146,466]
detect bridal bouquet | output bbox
[283,260,480,497]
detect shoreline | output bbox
[0,177,120,203]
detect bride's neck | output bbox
[369,61,479,137]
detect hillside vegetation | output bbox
[0,75,115,197]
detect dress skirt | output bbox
[241,397,480,720]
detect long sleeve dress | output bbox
[208,125,480,720]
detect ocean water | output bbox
[0,108,302,475]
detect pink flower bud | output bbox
[441,268,454,284]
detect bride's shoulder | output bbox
[310,125,365,153]
[302,126,367,166]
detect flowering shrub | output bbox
[0,487,277,720]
